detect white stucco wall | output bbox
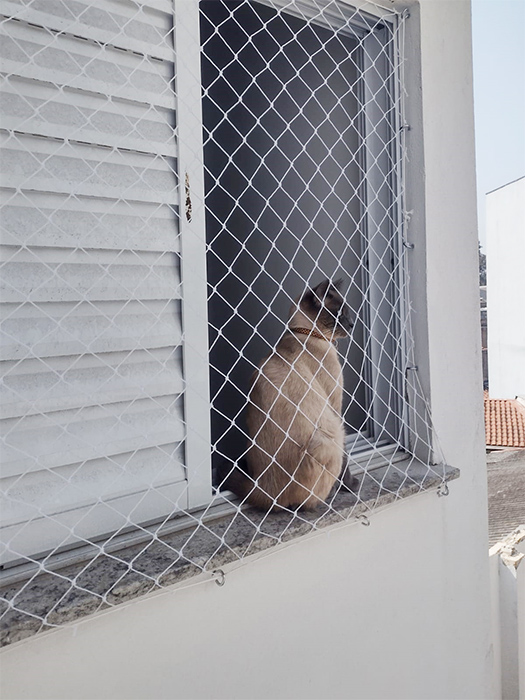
[489,531,525,700]
[0,490,491,700]
[0,1,493,698]
[486,177,525,399]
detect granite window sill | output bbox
[0,457,459,647]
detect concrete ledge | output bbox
[0,459,459,647]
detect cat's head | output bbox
[300,279,353,338]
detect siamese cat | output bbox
[224,279,357,511]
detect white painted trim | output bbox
[390,11,411,451]
[360,23,403,444]
[256,0,398,36]
[174,0,213,509]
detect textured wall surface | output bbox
[487,177,525,400]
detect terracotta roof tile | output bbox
[485,397,525,448]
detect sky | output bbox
[471,0,525,250]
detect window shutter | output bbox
[0,0,209,564]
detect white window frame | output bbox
[174,0,213,510]
[179,0,409,489]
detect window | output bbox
[199,0,406,481]
[0,0,453,641]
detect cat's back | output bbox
[254,333,314,388]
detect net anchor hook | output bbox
[212,569,226,586]
[356,514,371,526]
[437,482,450,498]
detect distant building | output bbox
[481,285,488,389]
[486,177,525,399]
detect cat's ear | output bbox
[332,278,344,292]
[302,288,320,310]
[311,279,330,304]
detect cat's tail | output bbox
[217,458,254,500]
[218,458,290,512]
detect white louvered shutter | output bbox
[0,0,211,564]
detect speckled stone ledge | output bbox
[0,460,459,647]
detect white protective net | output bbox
[0,0,450,641]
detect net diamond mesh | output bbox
[0,0,449,640]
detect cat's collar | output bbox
[289,327,336,345]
